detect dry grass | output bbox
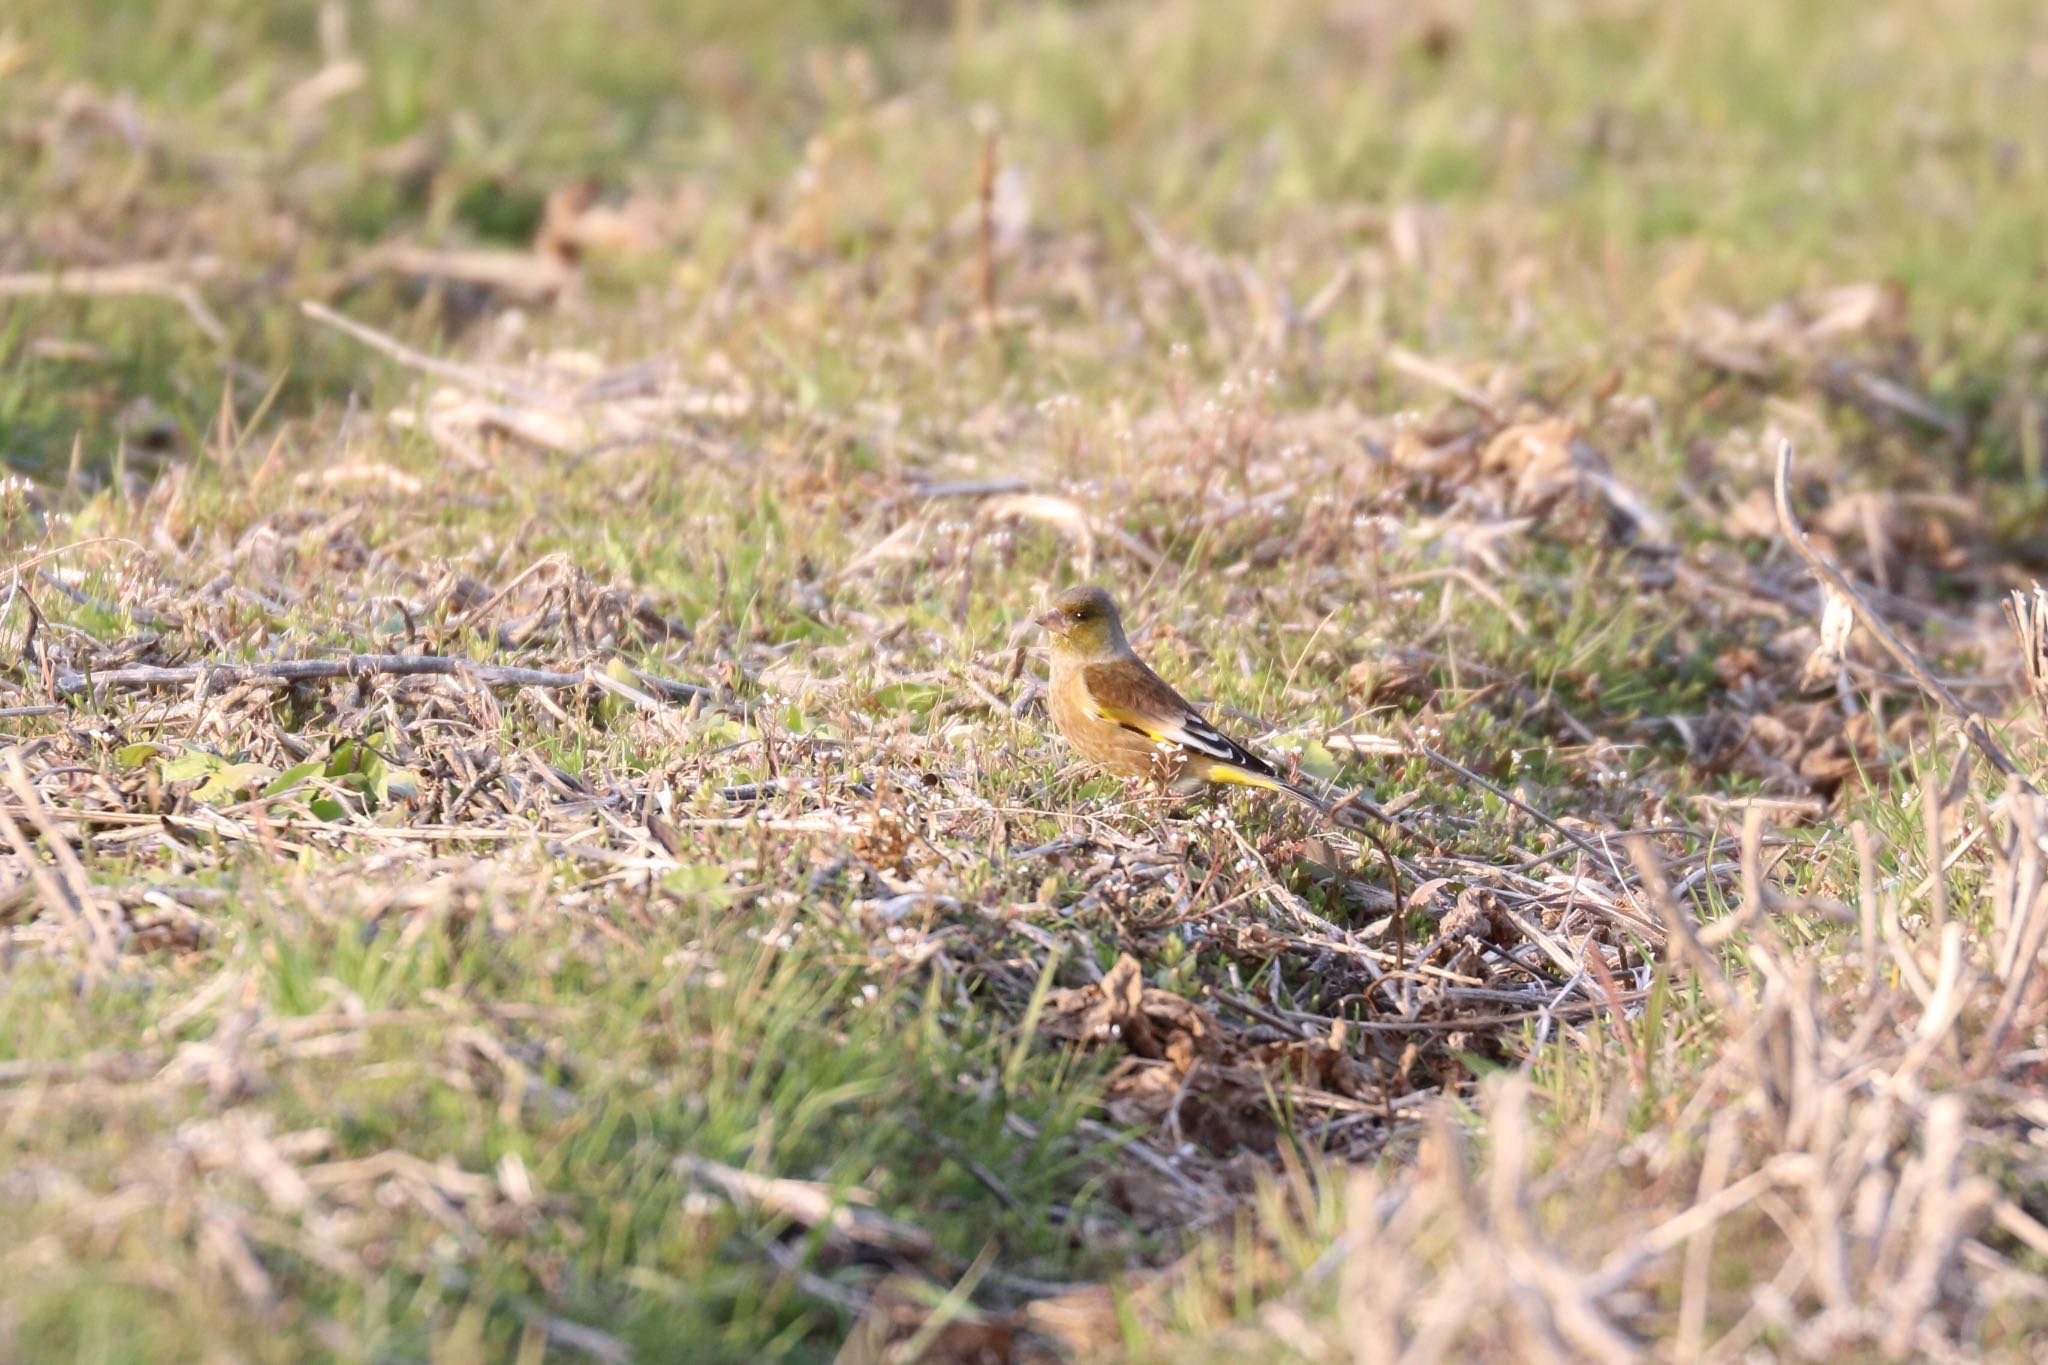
[4,0,2048,1360]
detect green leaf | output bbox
[693,715,747,748]
[324,740,369,779]
[308,795,348,822]
[160,748,224,782]
[328,740,384,797]
[1296,740,1340,782]
[319,738,417,809]
[365,752,390,805]
[193,762,277,803]
[114,742,165,770]
[871,682,941,720]
[263,760,326,798]
[661,863,736,903]
[594,658,639,723]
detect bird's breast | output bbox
[1047,660,1185,781]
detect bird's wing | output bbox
[1080,660,1279,778]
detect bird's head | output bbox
[1036,585,1127,658]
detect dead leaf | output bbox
[2004,583,2048,714]
[976,494,1097,575]
[1713,645,1766,689]
[1024,1282,1133,1359]
[355,241,574,303]
[1037,954,1219,1064]
[536,180,670,264]
[837,1283,1022,1365]
[1480,418,1579,513]
[676,1156,935,1260]
[1103,1062,1278,1152]
[1473,419,1669,546]
[1799,582,1856,690]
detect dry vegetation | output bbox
[4,0,2048,1361]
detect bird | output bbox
[1035,585,1326,813]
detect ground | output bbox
[3,1,2048,1360]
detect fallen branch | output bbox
[1414,741,1616,868]
[1387,345,1502,420]
[0,258,226,342]
[50,652,719,705]
[352,242,574,304]
[675,1155,936,1261]
[1773,439,2035,792]
[37,569,178,629]
[300,300,572,413]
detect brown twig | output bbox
[2003,583,2048,724]
[1625,836,1738,1017]
[1413,741,1616,867]
[675,1154,936,1260]
[0,258,226,342]
[0,750,123,978]
[975,118,999,327]
[50,653,719,705]
[299,300,572,413]
[1773,438,2035,792]
[1386,346,1502,421]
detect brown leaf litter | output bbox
[1039,954,1443,1158]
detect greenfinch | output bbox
[1036,585,1323,810]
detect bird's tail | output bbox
[1205,762,1331,815]
[1207,764,1402,832]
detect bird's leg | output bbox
[1124,779,1187,845]
[1040,761,1104,838]
[1160,773,1212,824]
[1128,777,1186,814]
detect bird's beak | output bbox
[1035,609,1070,637]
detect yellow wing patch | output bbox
[1086,697,1168,740]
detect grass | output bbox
[4,0,2048,1359]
